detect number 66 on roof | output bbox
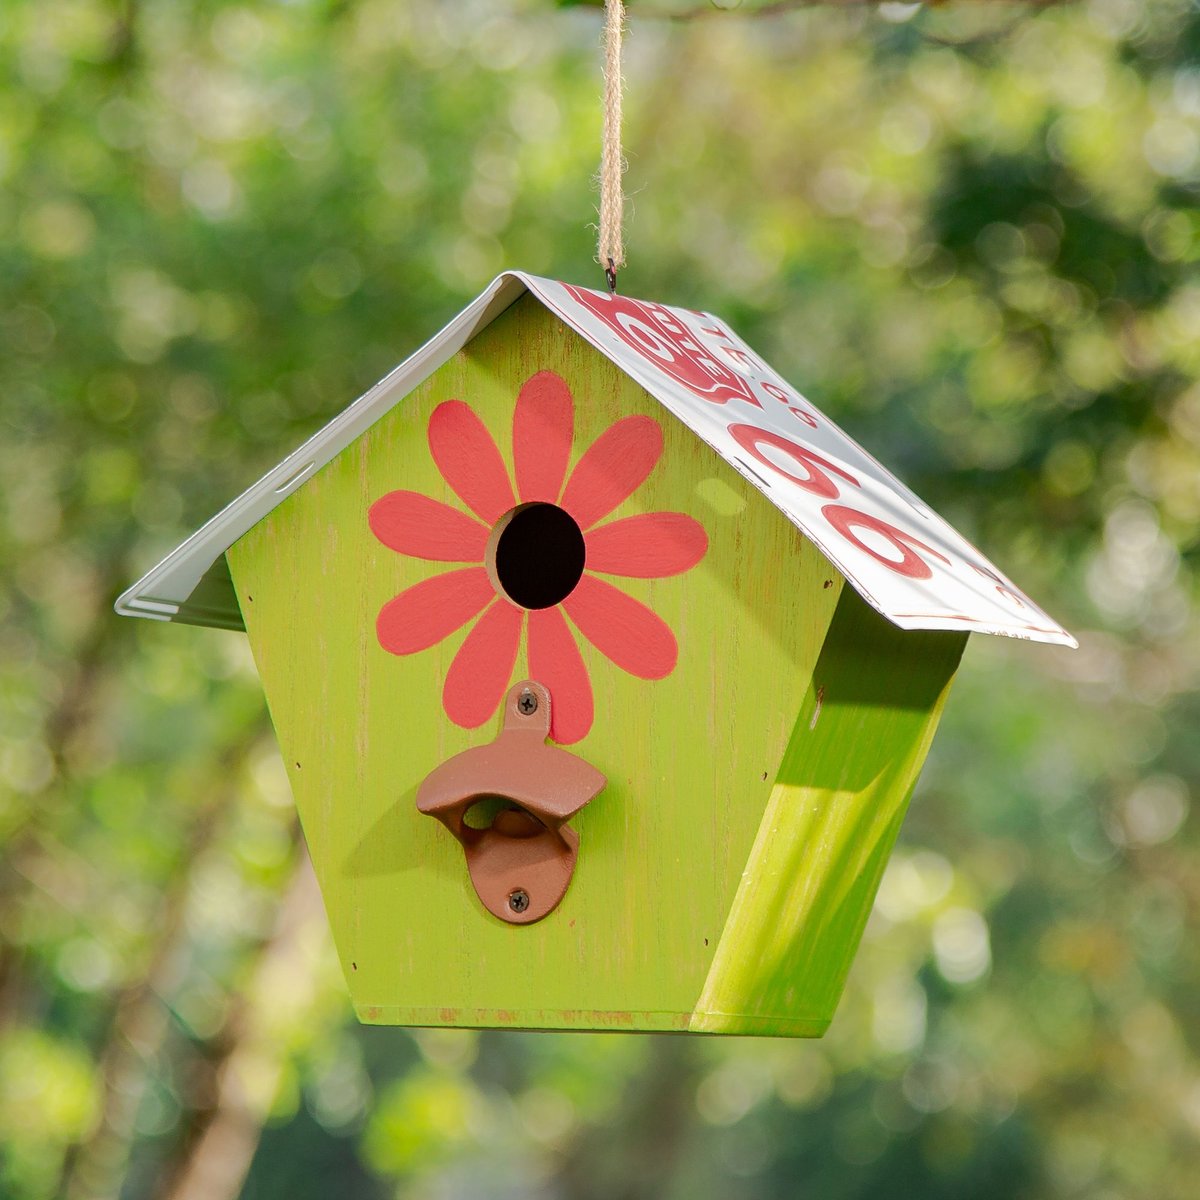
[118,273,1074,1037]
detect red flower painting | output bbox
[369,370,708,743]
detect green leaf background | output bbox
[1,1,1198,1197]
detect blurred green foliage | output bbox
[1,1,1199,1198]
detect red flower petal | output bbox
[443,600,523,729]
[559,415,663,530]
[528,607,593,744]
[584,512,708,579]
[376,568,495,656]
[369,491,490,561]
[562,575,677,680]
[428,400,516,525]
[513,371,574,504]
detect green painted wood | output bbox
[225,294,954,1035]
[691,588,967,1034]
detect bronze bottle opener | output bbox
[416,680,606,925]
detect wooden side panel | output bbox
[691,589,967,1035]
[226,296,842,1031]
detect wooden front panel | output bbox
[228,295,843,1031]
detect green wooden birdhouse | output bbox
[118,273,1074,1037]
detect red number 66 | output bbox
[728,423,950,581]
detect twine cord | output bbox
[599,0,625,291]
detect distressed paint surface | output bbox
[227,297,954,1034]
[692,591,967,1034]
[365,379,707,744]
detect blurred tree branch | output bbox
[107,0,138,66]
[153,846,322,1200]
[554,1038,701,1200]
[557,0,1071,14]
[0,554,135,1026]
[58,744,269,1200]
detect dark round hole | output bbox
[493,503,586,610]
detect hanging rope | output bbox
[599,0,625,293]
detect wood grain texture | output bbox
[225,295,956,1035]
[512,369,575,503]
[375,567,494,655]
[584,513,708,578]
[691,589,967,1034]
[528,605,594,745]
[368,490,490,562]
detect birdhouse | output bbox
[118,273,1074,1037]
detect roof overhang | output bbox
[116,271,1075,648]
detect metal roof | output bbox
[116,271,1075,648]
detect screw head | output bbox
[517,689,538,716]
[508,889,530,914]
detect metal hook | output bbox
[604,257,618,296]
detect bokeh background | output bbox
[2,0,1199,1196]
